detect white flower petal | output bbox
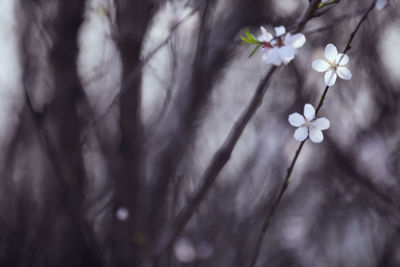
[288,113,305,127]
[324,70,337,86]
[304,104,315,121]
[287,33,306,49]
[336,66,352,80]
[283,32,292,45]
[294,126,308,141]
[278,46,295,64]
[309,127,324,143]
[376,0,387,10]
[264,48,282,66]
[312,59,330,72]
[274,25,286,36]
[312,118,330,130]
[260,26,268,35]
[325,43,338,63]
[336,53,349,65]
[261,26,268,37]
[258,27,273,42]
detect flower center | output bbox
[264,37,285,49]
[329,59,338,71]
[302,120,315,129]
[263,42,272,49]
[276,38,284,47]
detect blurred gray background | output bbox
[0,0,399,266]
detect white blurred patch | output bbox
[351,85,375,129]
[147,2,197,43]
[174,238,196,263]
[78,0,122,114]
[0,0,23,158]
[0,0,21,94]
[282,216,307,248]
[116,207,129,221]
[141,2,198,124]
[190,49,261,185]
[356,135,394,186]
[379,22,400,85]
[273,0,303,16]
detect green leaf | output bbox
[241,29,261,44]
[241,36,257,44]
[244,29,253,39]
[318,0,338,8]
[240,35,249,43]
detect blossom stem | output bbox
[343,0,376,54]
[315,85,330,115]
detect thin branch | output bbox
[146,34,179,139]
[249,1,378,266]
[304,7,369,35]
[248,140,306,267]
[154,66,277,261]
[315,85,330,114]
[342,0,377,54]
[295,0,322,33]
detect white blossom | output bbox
[257,26,306,66]
[288,104,330,143]
[116,207,130,221]
[376,0,387,10]
[174,238,196,263]
[312,43,352,86]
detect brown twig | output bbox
[249,1,377,266]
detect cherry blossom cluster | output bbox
[242,0,387,144]
[241,26,355,143]
[256,26,306,66]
